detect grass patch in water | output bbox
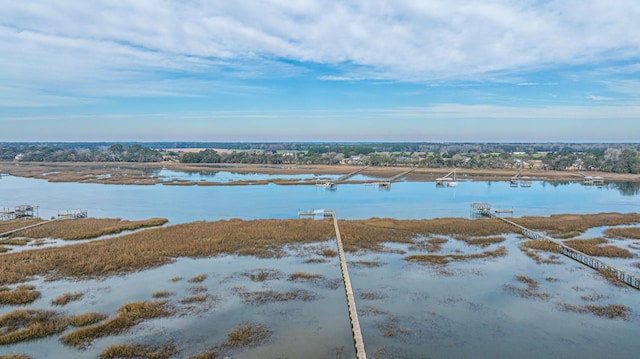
[0,238,30,246]
[563,238,633,258]
[404,246,507,264]
[51,292,83,306]
[0,353,33,359]
[0,285,41,305]
[408,237,448,252]
[504,275,551,300]
[511,213,640,237]
[6,218,168,241]
[560,303,630,320]
[181,294,210,304]
[99,341,178,359]
[188,274,207,283]
[60,301,174,350]
[232,287,317,305]
[69,312,108,327]
[0,309,68,345]
[240,269,284,282]
[348,260,384,268]
[152,291,173,298]
[288,272,324,282]
[604,226,640,239]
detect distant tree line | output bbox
[0,144,162,162]
[2,143,640,174]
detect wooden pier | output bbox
[479,207,640,290]
[335,166,369,183]
[0,218,58,238]
[327,210,367,359]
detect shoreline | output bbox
[1,161,638,185]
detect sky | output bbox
[1,0,640,143]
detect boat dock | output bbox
[474,203,640,290]
[326,210,367,359]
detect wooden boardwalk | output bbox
[336,166,369,183]
[327,210,367,359]
[388,167,416,182]
[0,219,58,238]
[488,213,640,290]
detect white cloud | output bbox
[1,0,640,103]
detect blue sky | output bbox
[1,1,640,142]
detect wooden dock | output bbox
[335,166,369,183]
[0,219,58,238]
[388,167,416,181]
[484,210,640,290]
[327,210,367,359]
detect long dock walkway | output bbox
[488,212,640,290]
[0,219,58,238]
[388,167,416,182]
[327,210,367,359]
[336,166,369,183]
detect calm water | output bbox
[1,174,639,223]
[1,173,640,358]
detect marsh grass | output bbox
[359,291,386,300]
[288,272,324,282]
[512,213,640,237]
[60,301,174,350]
[0,309,68,345]
[561,303,630,320]
[240,269,284,282]
[0,285,41,305]
[605,226,640,239]
[0,214,633,285]
[51,292,83,306]
[0,219,334,284]
[0,246,10,253]
[190,286,207,294]
[348,260,384,268]
[404,246,507,264]
[563,238,633,258]
[188,274,207,283]
[181,294,210,304]
[458,236,506,247]
[7,218,168,241]
[0,353,33,359]
[0,238,30,246]
[232,287,317,305]
[152,291,173,298]
[0,219,43,234]
[69,312,108,327]
[377,315,412,338]
[99,341,178,359]
[408,237,448,252]
[504,275,551,300]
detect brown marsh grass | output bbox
[605,226,640,239]
[188,274,207,283]
[232,287,317,305]
[377,315,412,338]
[563,238,633,258]
[152,291,173,298]
[0,219,43,234]
[0,214,632,285]
[51,292,83,306]
[240,269,284,282]
[0,353,33,359]
[408,237,448,252]
[181,294,210,304]
[69,312,108,327]
[0,285,41,305]
[0,309,68,345]
[0,219,334,284]
[560,303,629,320]
[99,341,178,359]
[288,272,324,282]
[60,301,174,350]
[7,218,168,241]
[348,260,384,268]
[222,322,273,349]
[404,246,507,265]
[504,275,551,300]
[0,246,9,253]
[0,238,30,246]
[511,213,640,237]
